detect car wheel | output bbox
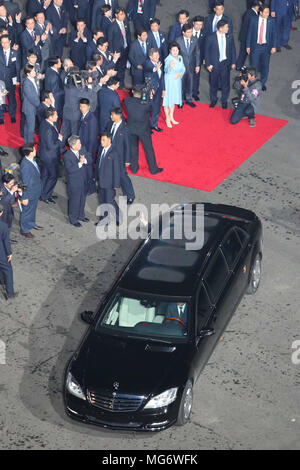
[176,380,193,426]
[247,253,262,295]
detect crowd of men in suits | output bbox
[0,0,299,299]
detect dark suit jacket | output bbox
[128,39,150,78]
[96,145,120,189]
[0,184,15,229]
[20,157,42,201]
[127,0,156,22]
[79,111,99,155]
[96,49,116,74]
[205,32,236,67]
[21,77,40,115]
[147,30,168,61]
[36,102,49,126]
[92,0,119,29]
[98,86,121,132]
[44,67,65,114]
[239,8,259,43]
[108,18,131,53]
[193,29,206,63]
[26,0,45,16]
[144,58,165,93]
[169,22,183,43]
[45,2,68,46]
[204,13,233,35]
[164,302,188,323]
[106,119,131,166]
[63,147,90,193]
[19,29,42,66]
[70,27,92,69]
[246,16,277,51]
[0,47,21,87]
[124,96,152,135]
[38,119,62,162]
[0,219,11,260]
[175,35,201,72]
[86,39,98,61]
[97,15,113,37]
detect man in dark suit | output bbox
[79,98,98,194]
[144,47,165,132]
[22,64,40,143]
[86,29,104,61]
[96,4,114,36]
[127,0,157,33]
[38,107,63,204]
[246,4,277,90]
[237,0,262,70]
[0,34,20,123]
[169,9,189,43]
[205,19,236,108]
[192,15,205,101]
[175,23,201,107]
[92,0,119,30]
[63,135,91,227]
[148,18,168,62]
[70,19,91,69]
[36,90,55,127]
[95,131,121,226]
[0,172,22,243]
[34,10,53,72]
[98,76,121,132]
[27,0,50,17]
[124,85,163,175]
[271,0,293,50]
[95,37,120,74]
[45,0,68,58]
[208,0,225,14]
[128,28,150,85]
[0,3,19,43]
[0,203,15,299]
[107,107,135,204]
[19,143,43,238]
[44,56,64,119]
[19,16,42,67]
[204,2,233,35]
[164,302,188,324]
[108,7,131,89]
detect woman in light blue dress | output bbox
[163,42,186,128]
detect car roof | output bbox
[118,203,256,297]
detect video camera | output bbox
[3,163,27,191]
[141,77,154,104]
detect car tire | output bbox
[176,380,193,426]
[247,253,262,295]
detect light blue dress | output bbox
[163,54,186,107]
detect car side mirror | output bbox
[80,310,94,324]
[198,327,215,339]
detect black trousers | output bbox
[210,60,230,104]
[99,188,120,223]
[182,69,194,103]
[230,102,255,124]
[193,68,201,98]
[129,131,159,174]
[116,48,129,88]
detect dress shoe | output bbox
[10,117,16,123]
[0,146,8,155]
[79,218,89,222]
[186,101,196,108]
[151,126,163,132]
[71,222,82,227]
[177,104,184,109]
[222,102,228,109]
[33,225,44,230]
[262,85,267,91]
[0,119,4,125]
[22,232,35,238]
[48,197,56,204]
[127,198,134,205]
[151,168,163,175]
[209,101,217,108]
[283,44,292,50]
[10,239,18,243]
[193,96,201,101]
[40,198,50,204]
[51,195,58,199]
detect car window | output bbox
[204,248,229,302]
[221,229,242,268]
[197,284,213,334]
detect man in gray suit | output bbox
[22,64,40,142]
[175,23,201,107]
[34,11,53,73]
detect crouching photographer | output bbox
[0,172,23,243]
[230,67,262,128]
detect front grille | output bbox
[87,390,145,413]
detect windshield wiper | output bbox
[123,333,173,344]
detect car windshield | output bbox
[96,290,190,341]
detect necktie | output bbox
[4,50,9,66]
[142,42,146,55]
[213,17,217,32]
[111,123,116,139]
[155,32,160,48]
[186,39,190,53]
[99,148,106,167]
[57,6,61,18]
[178,306,184,317]
[258,19,265,45]
[31,30,35,39]
[120,22,127,47]
[220,34,225,61]
[33,160,40,173]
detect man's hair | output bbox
[182,23,193,33]
[79,98,90,105]
[252,0,262,6]
[0,34,10,41]
[217,19,228,30]
[178,9,189,17]
[0,27,8,35]
[41,90,51,101]
[68,135,80,148]
[115,7,126,15]
[215,1,225,7]
[27,50,37,58]
[48,56,60,67]
[92,53,102,62]
[20,143,35,157]
[76,19,86,25]
[133,84,143,96]
[148,47,159,57]
[86,60,96,71]
[63,57,72,68]
[35,10,45,17]
[2,173,14,184]
[259,3,269,12]
[92,28,103,36]
[193,15,204,23]
[107,76,119,87]
[24,64,34,76]
[97,37,108,46]
[45,106,57,119]
[100,131,112,140]
[137,28,147,37]
[25,16,35,24]
[101,4,111,14]
[110,107,122,116]
[247,67,257,77]
[150,18,160,26]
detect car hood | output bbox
[72,330,192,397]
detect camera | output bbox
[239,65,249,82]
[15,182,27,191]
[141,77,154,104]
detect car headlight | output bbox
[66,372,86,400]
[144,388,178,409]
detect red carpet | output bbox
[0,89,288,192]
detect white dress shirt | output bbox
[257,16,267,44]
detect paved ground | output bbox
[0,0,300,450]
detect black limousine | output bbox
[64,203,263,431]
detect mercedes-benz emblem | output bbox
[113,382,119,390]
